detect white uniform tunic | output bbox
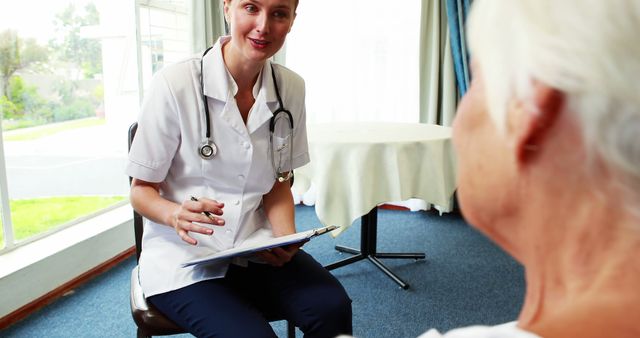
[126,36,309,297]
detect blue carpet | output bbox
[2,206,524,338]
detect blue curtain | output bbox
[445,0,472,97]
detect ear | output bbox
[512,83,565,164]
[223,0,231,23]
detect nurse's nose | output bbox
[255,12,270,34]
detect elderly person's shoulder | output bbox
[337,322,540,338]
[417,322,540,338]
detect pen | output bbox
[190,196,216,221]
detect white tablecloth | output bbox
[292,122,457,236]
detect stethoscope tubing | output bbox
[198,46,294,181]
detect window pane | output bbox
[138,0,191,91]
[0,1,192,246]
[0,1,138,243]
[0,207,5,248]
[286,0,421,123]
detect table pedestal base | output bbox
[324,207,426,289]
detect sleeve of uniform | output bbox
[291,76,310,170]
[125,70,181,183]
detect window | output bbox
[0,0,191,252]
[137,0,191,91]
[285,0,422,124]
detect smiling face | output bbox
[223,0,297,67]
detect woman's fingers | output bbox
[175,219,210,245]
[180,219,214,235]
[184,211,225,227]
[181,198,225,225]
[189,197,225,216]
[174,220,198,245]
[256,250,284,266]
[172,199,227,244]
[257,244,302,266]
[272,244,301,261]
[184,198,226,227]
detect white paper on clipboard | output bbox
[181,225,338,268]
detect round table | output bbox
[293,122,457,289]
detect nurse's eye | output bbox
[244,4,258,13]
[272,10,290,19]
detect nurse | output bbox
[126,0,352,337]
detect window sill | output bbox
[0,204,134,320]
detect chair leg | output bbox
[137,328,150,338]
[287,320,296,338]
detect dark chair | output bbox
[128,122,296,338]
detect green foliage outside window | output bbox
[0,2,103,131]
[1,76,46,120]
[50,2,102,79]
[0,196,127,244]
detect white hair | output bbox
[467,0,640,207]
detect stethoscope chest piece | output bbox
[199,141,217,159]
[197,47,292,180]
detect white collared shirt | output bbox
[418,322,540,338]
[126,36,309,297]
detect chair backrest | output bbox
[127,121,295,338]
[128,122,144,262]
[128,122,187,337]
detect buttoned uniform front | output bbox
[126,36,309,297]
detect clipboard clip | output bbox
[313,225,339,236]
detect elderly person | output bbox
[421,0,640,337]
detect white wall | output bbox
[0,205,134,319]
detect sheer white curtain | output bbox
[189,0,225,52]
[285,1,457,212]
[285,0,422,124]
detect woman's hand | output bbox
[171,197,225,245]
[256,241,306,267]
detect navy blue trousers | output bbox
[148,250,352,338]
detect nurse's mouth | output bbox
[249,38,270,49]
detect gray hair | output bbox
[467,0,640,208]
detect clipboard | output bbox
[182,225,339,268]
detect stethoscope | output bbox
[198,46,294,182]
